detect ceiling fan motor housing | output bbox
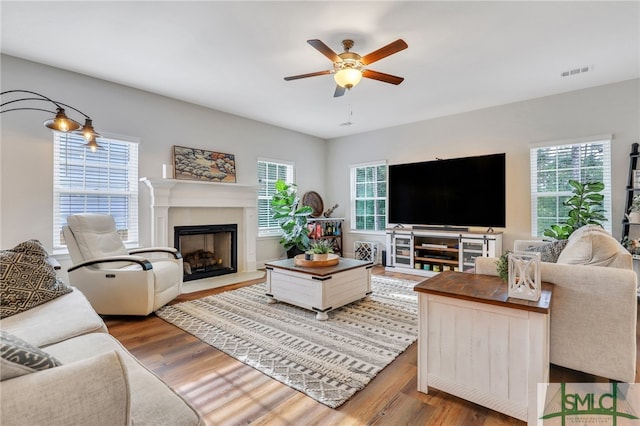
[335,52,363,72]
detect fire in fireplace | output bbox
[174,224,237,281]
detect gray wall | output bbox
[326,78,640,255]
[0,54,326,266]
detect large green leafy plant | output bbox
[271,180,313,254]
[543,180,606,240]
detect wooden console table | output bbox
[414,271,552,424]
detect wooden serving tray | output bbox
[293,253,340,267]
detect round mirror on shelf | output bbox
[302,191,324,218]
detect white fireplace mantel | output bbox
[140,177,258,272]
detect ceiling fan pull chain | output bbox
[348,90,353,124]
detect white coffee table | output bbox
[264,257,373,320]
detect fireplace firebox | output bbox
[174,224,237,281]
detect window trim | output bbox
[350,160,388,233]
[257,157,295,238]
[53,131,140,253]
[529,135,612,237]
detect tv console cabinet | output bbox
[385,229,502,276]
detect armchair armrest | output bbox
[129,247,182,259]
[68,255,153,272]
[0,351,130,426]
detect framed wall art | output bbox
[172,145,236,183]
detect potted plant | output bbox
[310,239,334,261]
[270,180,313,258]
[495,250,511,282]
[621,236,640,255]
[543,180,606,240]
[627,195,640,223]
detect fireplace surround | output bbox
[174,224,237,281]
[141,178,258,278]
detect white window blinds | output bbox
[53,132,139,250]
[530,137,611,237]
[257,159,294,236]
[350,161,387,232]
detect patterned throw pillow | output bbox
[0,330,62,380]
[525,239,569,263]
[0,239,72,319]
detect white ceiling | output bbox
[1,1,639,140]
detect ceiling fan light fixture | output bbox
[334,67,362,89]
[284,38,407,97]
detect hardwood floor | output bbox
[105,267,640,426]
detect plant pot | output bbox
[287,246,305,259]
[628,212,640,223]
[313,253,329,261]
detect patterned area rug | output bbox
[156,275,419,408]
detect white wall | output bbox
[0,54,326,266]
[326,79,640,255]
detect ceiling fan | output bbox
[284,38,408,97]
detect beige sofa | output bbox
[475,226,637,383]
[0,287,201,425]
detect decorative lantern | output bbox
[508,251,542,301]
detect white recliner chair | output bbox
[63,213,183,316]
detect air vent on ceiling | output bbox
[561,65,592,77]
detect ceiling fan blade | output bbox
[333,85,346,97]
[362,69,404,85]
[284,70,332,81]
[307,39,341,62]
[360,39,408,65]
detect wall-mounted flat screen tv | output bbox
[388,153,506,228]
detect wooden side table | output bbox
[414,271,552,424]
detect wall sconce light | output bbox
[1,90,101,151]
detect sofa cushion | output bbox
[557,226,624,267]
[45,333,201,425]
[0,351,131,426]
[0,240,72,319]
[0,288,107,348]
[0,330,61,380]
[524,239,568,263]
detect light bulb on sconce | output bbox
[84,138,100,153]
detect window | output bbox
[530,137,611,237]
[53,132,139,251]
[350,161,387,232]
[257,159,294,236]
